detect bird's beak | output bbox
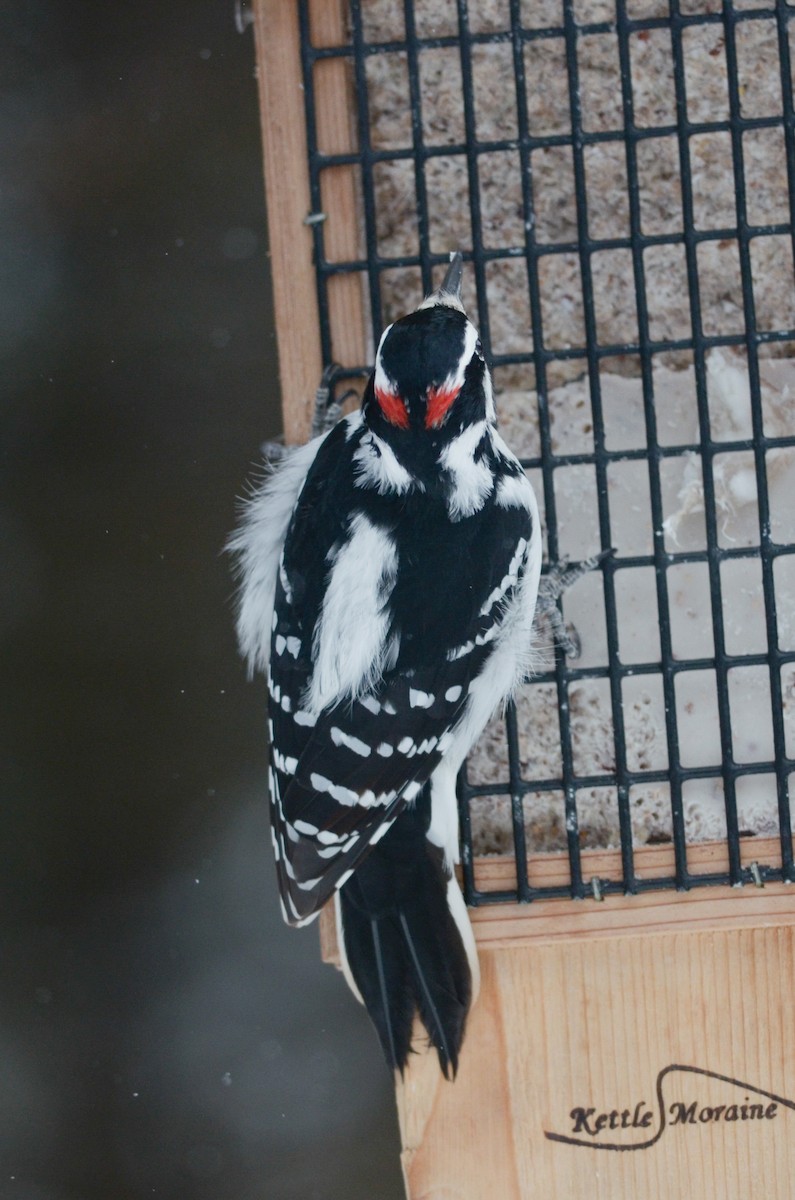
[440,251,463,300]
[420,251,465,312]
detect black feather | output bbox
[339,787,471,1078]
[341,902,415,1073]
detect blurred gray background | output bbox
[2,2,404,1196]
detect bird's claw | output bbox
[536,548,613,659]
[311,364,365,439]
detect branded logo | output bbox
[545,1065,795,1151]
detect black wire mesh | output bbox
[297,0,795,905]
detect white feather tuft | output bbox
[227,434,327,677]
[307,511,400,713]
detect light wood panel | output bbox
[254,0,366,445]
[310,1,369,371]
[394,928,795,1200]
[253,0,320,443]
[319,836,795,959]
[396,953,522,1200]
[318,838,795,1198]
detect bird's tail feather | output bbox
[337,795,473,1078]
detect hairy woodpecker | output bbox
[229,255,541,1077]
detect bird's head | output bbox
[362,254,495,459]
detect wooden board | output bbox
[254,0,366,445]
[253,0,321,444]
[395,928,795,1200]
[319,837,795,957]
[319,837,795,1198]
[468,836,795,947]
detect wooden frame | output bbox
[316,840,795,1200]
[253,0,365,445]
[252,5,795,1195]
[319,838,795,959]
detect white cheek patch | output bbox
[439,420,494,520]
[353,432,418,496]
[373,324,396,398]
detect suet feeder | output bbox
[251,0,795,1195]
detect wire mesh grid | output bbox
[297,0,795,904]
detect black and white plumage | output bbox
[229,257,541,1077]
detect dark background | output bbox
[2,2,404,1196]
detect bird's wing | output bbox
[269,531,534,926]
[270,649,491,926]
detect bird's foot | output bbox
[536,548,614,660]
[311,364,365,439]
[259,365,364,464]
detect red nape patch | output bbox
[425,384,460,429]
[375,385,410,429]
